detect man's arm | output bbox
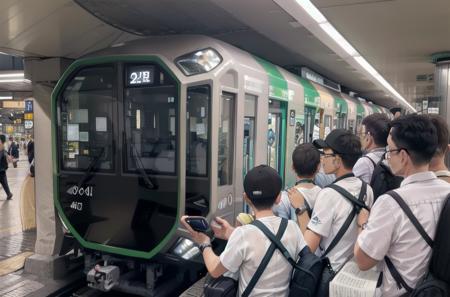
[202,247,228,278]
[354,242,378,270]
[303,229,322,253]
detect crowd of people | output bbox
[181,113,450,297]
[0,135,34,200]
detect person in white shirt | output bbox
[355,114,450,297]
[273,143,322,233]
[353,113,390,183]
[181,165,306,297]
[428,114,450,183]
[304,129,374,296]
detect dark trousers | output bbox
[0,171,11,196]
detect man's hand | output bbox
[287,187,305,209]
[211,217,235,240]
[180,216,211,245]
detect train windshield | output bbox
[59,66,115,171]
[123,64,178,175]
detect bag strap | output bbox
[383,190,434,293]
[322,182,367,257]
[241,218,288,297]
[326,183,369,212]
[386,191,433,247]
[253,219,320,282]
[364,155,377,167]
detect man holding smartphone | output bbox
[181,165,306,297]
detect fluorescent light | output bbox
[0,72,24,78]
[320,23,358,56]
[0,96,12,100]
[295,0,327,23]
[354,56,379,76]
[0,78,30,83]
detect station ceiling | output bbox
[0,0,448,109]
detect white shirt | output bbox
[273,186,322,221]
[308,176,374,271]
[220,216,306,297]
[353,147,386,183]
[357,172,450,297]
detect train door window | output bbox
[348,119,355,133]
[218,93,235,186]
[58,66,115,171]
[268,100,286,174]
[123,64,178,175]
[324,115,332,138]
[304,107,315,143]
[243,94,256,176]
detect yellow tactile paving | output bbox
[0,251,34,276]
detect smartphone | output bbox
[185,216,209,232]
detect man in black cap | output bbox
[181,165,307,297]
[304,129,374,296]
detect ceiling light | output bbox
[0,96,12,100]
[294,0,326,23]
[320,23,358,56]
[0,78,31,83]
[0,72,24,78]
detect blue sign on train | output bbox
[25,101,33,113]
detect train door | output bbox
[243,94,257,212]
[268,99,286,181]
[217,92,236,216]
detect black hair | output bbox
[390,107,401,115]
[333,133,362,169]
[0,135,5,144]
[390,115,438,165]
[362,113,390,146]
[427,114,449,157]
[292,143,320,177]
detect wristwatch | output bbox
[198,242,212,253]
[295,204,308,216]
[358,222,368,230]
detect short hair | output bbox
[428,114,449,157]
[390,107,401,115]
[390,115,438,165]
[362,113,390,146]
[0,135,5,144]
[334,133,362,169]
[292,143,320,177]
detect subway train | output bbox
[52,35,390,295]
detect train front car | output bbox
[52,36,230,296]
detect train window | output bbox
[218,93,235,186]
[186,86,210,176]
[243,94,257,175]
[59,66,115,171]
[123,64,177,175]
[325,115,332,137]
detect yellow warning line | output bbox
[0,251,34,276]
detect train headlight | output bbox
[171,237,200,260]
[175,48,222,76]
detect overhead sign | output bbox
[24,120,33,129]
[25,100,33,113]
[2,101,25,109]
[24,113,33,120]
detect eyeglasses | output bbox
[384,148,408,160]
[319,151,336,159]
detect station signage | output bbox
[24,120,33,129]
[2,101,25,109]
[24,113,33,120]
[25,100,33,113]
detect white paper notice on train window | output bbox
[67,124,79,141]
[201,107,205,118]
[196,123,206,135]
[79,132,89,142]
[96,117,107,132]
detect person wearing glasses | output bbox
[304,129,374,296]
[355,114,450,297]
[353,113,390,183]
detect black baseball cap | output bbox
[313,129,361,156]
[244,165,282,203]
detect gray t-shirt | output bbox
[220,216,306,297]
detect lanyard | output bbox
[333,173,355,184]
[295,178,315,186]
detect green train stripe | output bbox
[296,77,320,108]
[357,102,365,117]
[253,56,289,101]
[372,105,381,113]
[334,96,348,114]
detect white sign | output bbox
[24,120,33,129]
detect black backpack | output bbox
[366,156,403,200]
[384,191,450,297]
